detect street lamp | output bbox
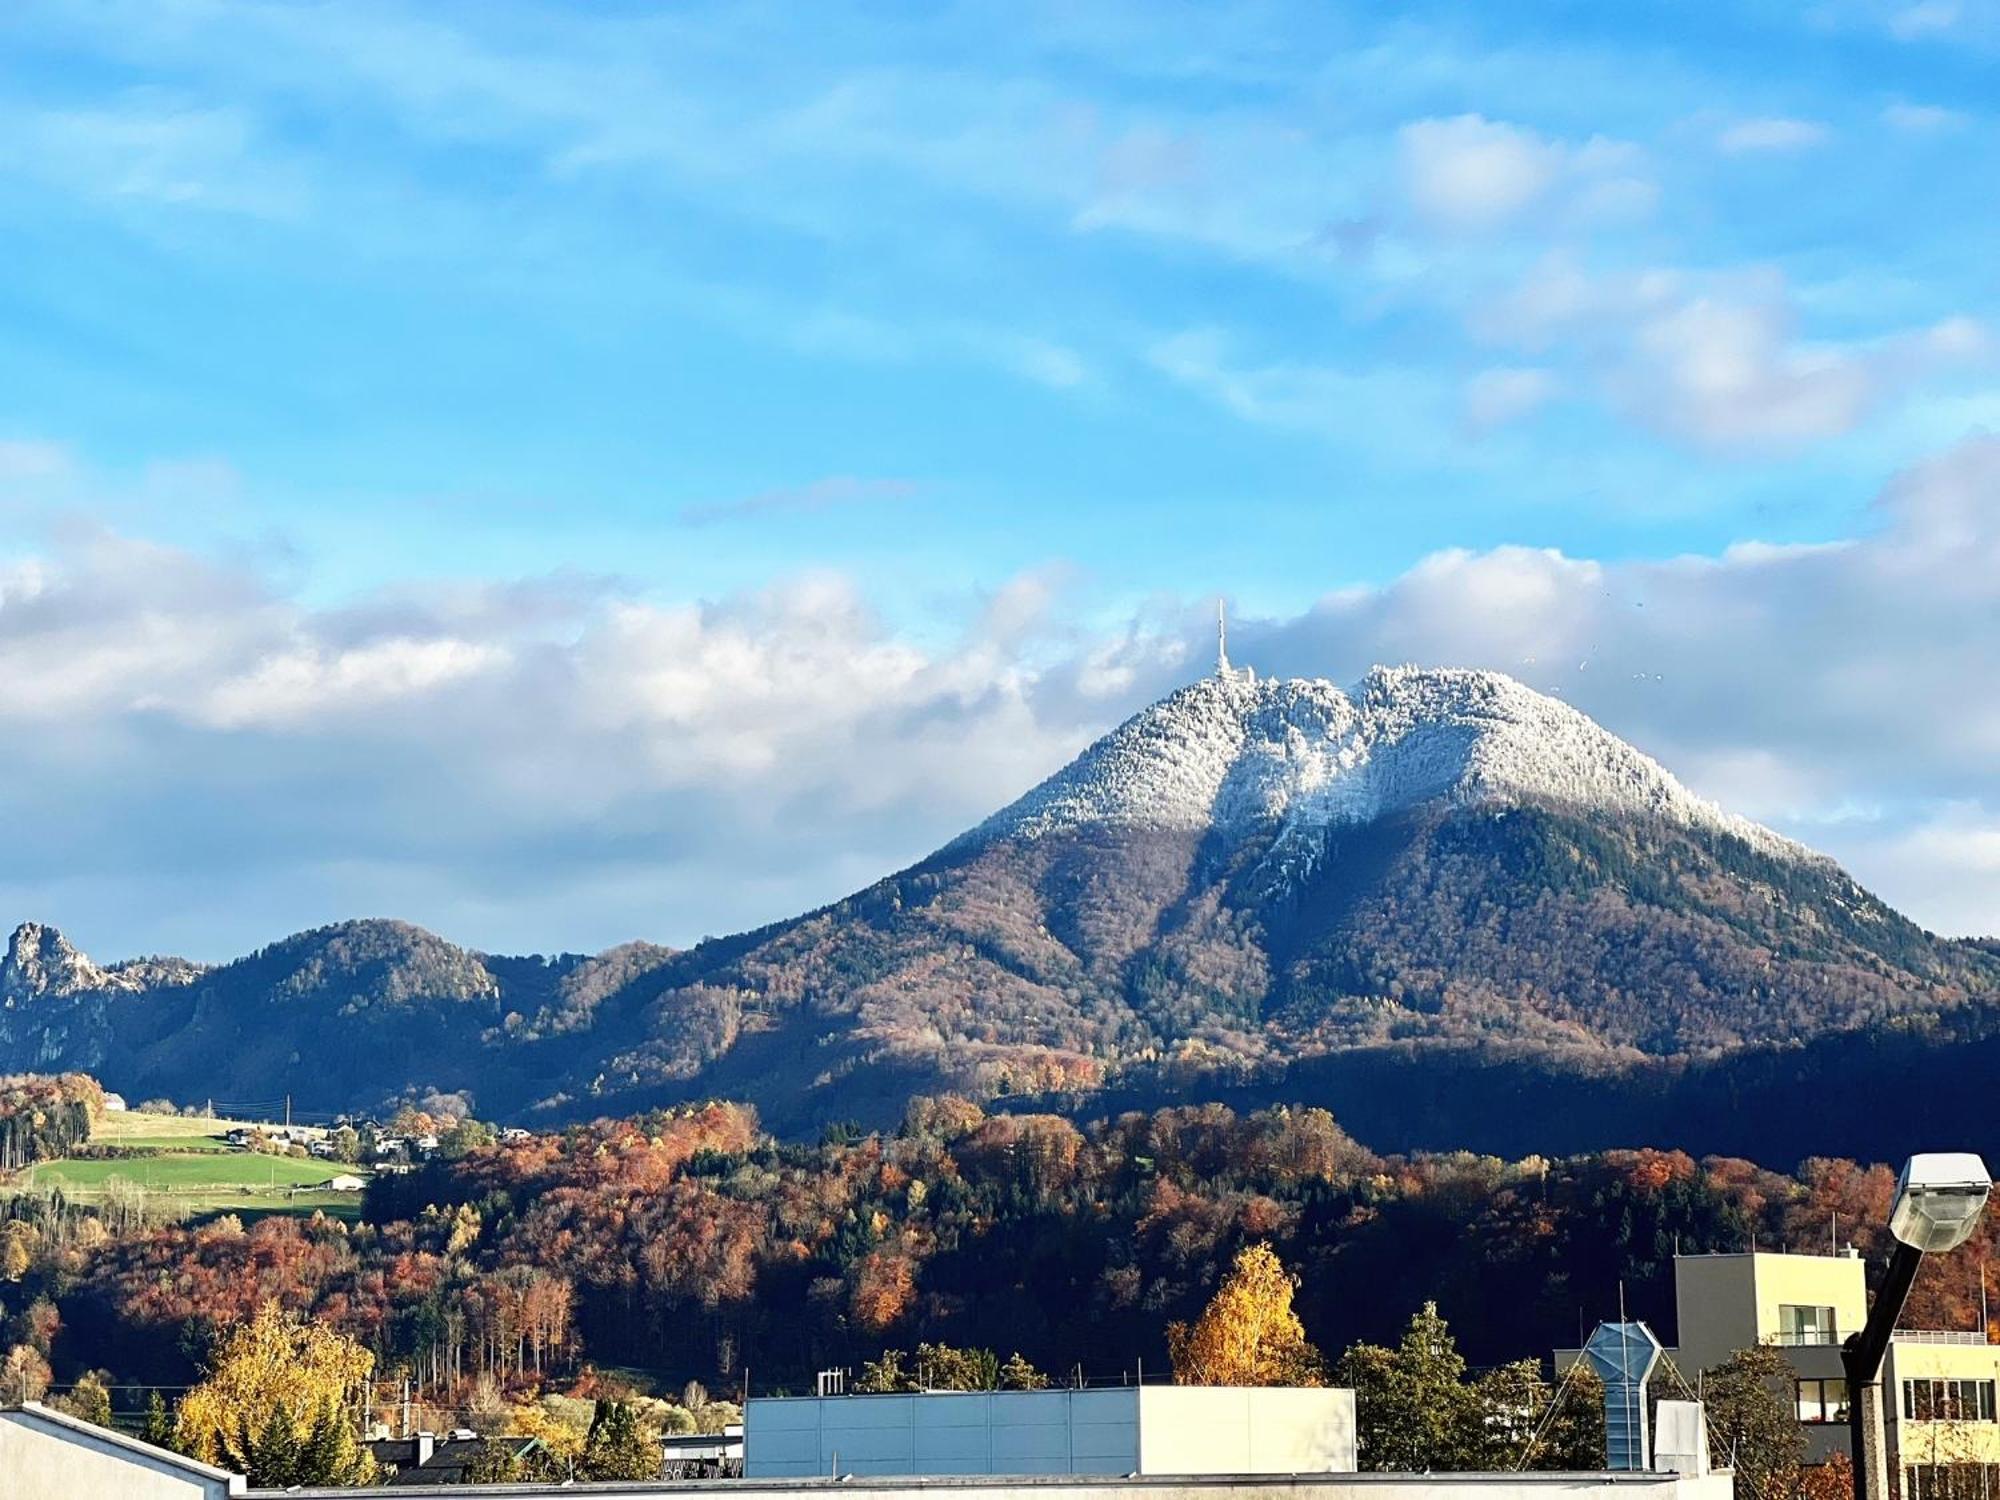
[1843,1154,1993,1500]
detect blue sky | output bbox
[3,0,1999,957]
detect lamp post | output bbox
[1842,1153,1993,1500]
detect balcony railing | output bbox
[1770,1329,1989,1347]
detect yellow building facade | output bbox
[1561,1251,2000,1498]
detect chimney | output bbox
[415,1431,435,1467]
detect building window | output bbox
[1798,1378,1851,1424]
[1779,1304,1840,1346]
[1903,1380,1999,1423]
[1903,1463,2000,1500]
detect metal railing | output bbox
[1770,1328,1988,1347]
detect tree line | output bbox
[4,1081,1995,1493]
[0,1074,101,1172]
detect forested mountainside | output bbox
[14,1096,1999,1409]
[3,667,1995,1156]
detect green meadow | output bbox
[17,1111,369,1220]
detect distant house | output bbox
[662,1423,744,1478]
[500,1126,532,1142]
[223,1128,253,1148]
[322,1173,365,1192]
[367,1431,538,1486]
[99,1093,127,1113]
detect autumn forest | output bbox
[4,1073,1995,1455]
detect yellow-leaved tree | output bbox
[174,1300,376,1488]
[1167,1243,1326,1386]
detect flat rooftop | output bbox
[255,1472,1724,1499]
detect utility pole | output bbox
[284,1095,292,1130]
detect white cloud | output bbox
[12,437,2000,953]
[1811,803,2000,938]
[1630,297,1875,445]
[1265,436,2000,776]
[1889,1,1966,40]
[1715,117,1831,153]
[1462,367,1556,433]
[1,96,308,220]
[1397,114,1649,230]
[1882,101,1971,132]
[0,440,75,484]
[1476,257,1991,450]
[1146,329,1447,448]
[0,524,1096,956]
[196,637,512,729]
[1399,115,1561,227]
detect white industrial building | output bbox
[745,1386,1358,1479]
[3,1389,1732,1500]
[0,1403,244,1499]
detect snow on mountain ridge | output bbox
[952,665,1803,862]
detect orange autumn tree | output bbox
[1167,1243,1326,1386]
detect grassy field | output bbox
[33,1153,335,1191]
[17,1111,368,1220]
[89,1131,233,1153]
[94,1112,244,1147]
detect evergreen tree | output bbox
[299,1400,363,1486]
[249,1401,301,1490]
[141,1391,174,1450]
[1336,1302,1487,1471]
[582,1399,657,1481]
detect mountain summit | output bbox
[957,666,1795,862]
[1,922,202,1006]
[2,664,1994,1145]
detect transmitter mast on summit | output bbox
[1216,600,1252,683]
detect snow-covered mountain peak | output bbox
[952,665,1800,862]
